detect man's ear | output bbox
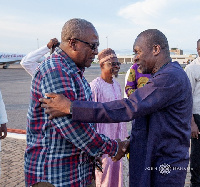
[100,62,104,68]
[68,39,77,51]
[153,45,161,56]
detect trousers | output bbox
[190,114,200,187]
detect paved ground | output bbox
[0,136,191,187]
[0,63,192,186]
[0,136,26,187]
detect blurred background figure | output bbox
[90,48,128,187]
[0,89,8,176]
[125,63,150,98]
[185,39,200,187]
[20,38,59,76]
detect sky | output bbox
[0,0,200,55]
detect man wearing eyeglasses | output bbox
[90,48,128,187]
[24,18,129,187]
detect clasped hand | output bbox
[112,139,130,162]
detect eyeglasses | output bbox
[107,61,121,67]
[74,38,99,51]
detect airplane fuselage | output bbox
[0,53,25,69]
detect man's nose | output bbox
[116,65,120,70]
[93,48,98,55]
[116,64,120,68]
[133,55,138,63]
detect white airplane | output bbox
[0,52,25,69]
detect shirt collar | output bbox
[190,57,200,65]
[151,60,172,76]
[55,47,85,77]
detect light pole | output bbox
[37,38,39,49]
[106,36,108,48]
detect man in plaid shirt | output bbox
[24,18,128,187]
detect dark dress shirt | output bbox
[72,61,192,187]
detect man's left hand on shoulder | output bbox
[40,93,71,120]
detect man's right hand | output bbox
[47,38,59,49]
[112,139,130,162]
[0,123,7,139]
[39,93,71,120]
[191,116,199,139]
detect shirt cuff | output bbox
[108,139,118,157]
[69,101,73,115]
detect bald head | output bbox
[61,18,98,42]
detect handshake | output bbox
[95,139,130,173]
[112,139,130,162]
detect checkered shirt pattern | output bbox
[24,48,118,187]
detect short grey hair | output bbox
[61,18,97,42]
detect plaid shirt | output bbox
[24,48,118,187]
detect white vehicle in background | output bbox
[0,52,25,69]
